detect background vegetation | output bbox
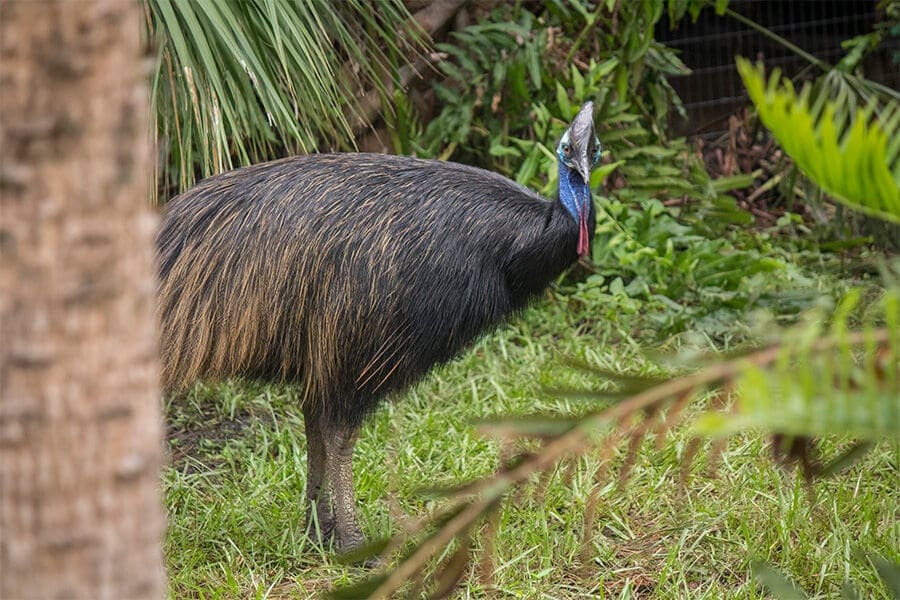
[147,0,899,597]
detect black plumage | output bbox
[156,102,599,552]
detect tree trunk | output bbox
[0,1,165,598]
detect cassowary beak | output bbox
[576,156,592,187]
[570,102,595,184]
[567,168,592,257]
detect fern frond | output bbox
[737,58,900,224]
[696,288,900,440]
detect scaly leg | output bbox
[321,419,365,552]
[303,406,333,542]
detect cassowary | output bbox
[156,102,600,552]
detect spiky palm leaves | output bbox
[144,0,415,200]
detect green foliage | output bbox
[330,288,899,597]
[751,562,810,600]
[418,0,691,175]
[753,556,900,600]
[414,2,810,341]
[694,286,900,441]
[738,59,900,224]
[576,194,798,339]
[671,0,730,21]
[144,0,415,199]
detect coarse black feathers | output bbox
[157,153,594,427]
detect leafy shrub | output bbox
[408,1,833,342]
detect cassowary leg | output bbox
[321,419,365,552]
[303,406,333,542]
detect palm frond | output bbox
[737,58,900,224]
[145,0,417,201]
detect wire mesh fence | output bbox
[656,0,900,136]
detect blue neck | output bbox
[558,159,590,221]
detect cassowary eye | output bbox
[562,142,572,158]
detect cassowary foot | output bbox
[333,521,378,568]
[305,508,335,545]
[320,420,370,559]
[332,520,366,554]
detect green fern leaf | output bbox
[737,58,900,224]
[695,289,900,442]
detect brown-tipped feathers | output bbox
[156,153,590,426]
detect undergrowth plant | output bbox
[738,59,900,224]
[413,0,813,343]
[753,557,900,600]
[331,285,900,599]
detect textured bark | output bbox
[0,1,165,598]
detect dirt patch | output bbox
[166,400,273,470]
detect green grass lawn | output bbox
[164,294,899,599]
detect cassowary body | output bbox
[157,103,600,552]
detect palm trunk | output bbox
[0,1,165,597]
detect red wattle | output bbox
[577,214,590,257]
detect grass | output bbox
[164,293,899,599]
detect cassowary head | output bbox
[556,101,600,257]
